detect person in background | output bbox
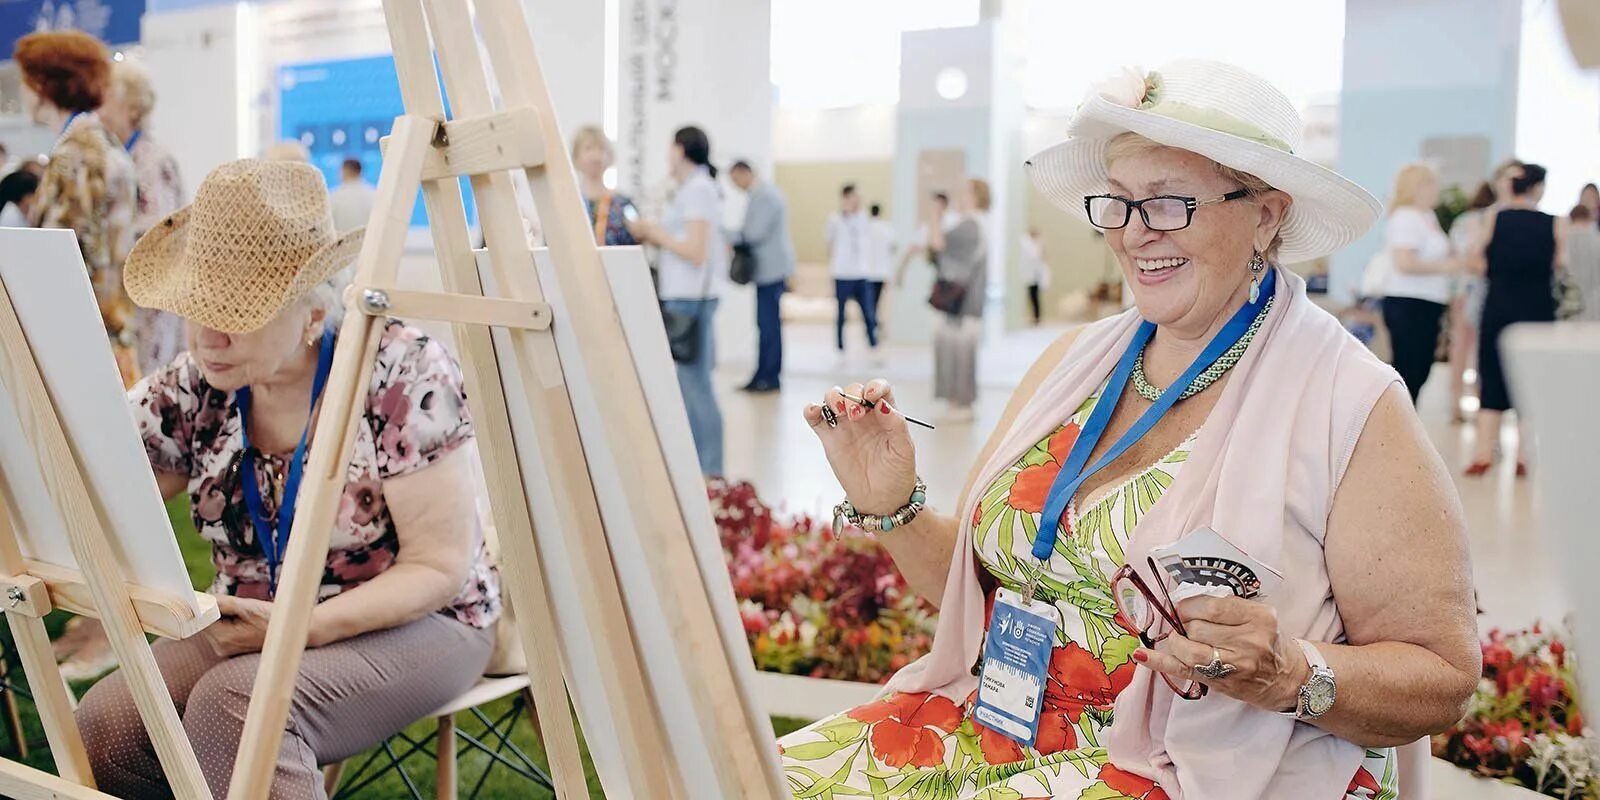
[1380,163,1462,404]
[14,31,139,387]
[929,177,990,423]
[0,170,39,228]
[102,57,188,375]
[329,157,375,232]
[826,184,876,360]
[1578,183,1599,228]
[728,160,793,393]
[627,125,726,476]
[864,203,895,324]
[1021,226,1049,324]
[572,125,637,247]
[1445,182,1498,423]
[895,190,958,286]
[0,142,13,178]
[1566,205,1600,322]
[1466,163,1564,476]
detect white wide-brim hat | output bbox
[1025,60,1381,264]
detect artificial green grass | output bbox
[0,498,817,798]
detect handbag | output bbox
[1555,271,1585,320]
[660,242,718,364]
[928,278,968,315]
[730,242,756,286]
[1359,247,1393,299]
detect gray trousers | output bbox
[934,313,981,407]
[76,612,494,800]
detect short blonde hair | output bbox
[262,141,310,162]
[1104,132,1284,262]
[110,59,156,125]
[570,125,614,168]
[1389,163,1437,213]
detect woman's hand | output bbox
[803,380,918,515]
[204,595,275,658]
[1136,594,1309,713]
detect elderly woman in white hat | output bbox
[74,159,500,799]
[781,61,1478,799]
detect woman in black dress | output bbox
[1466,163,1567,476]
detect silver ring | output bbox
[1193,647,1236,680]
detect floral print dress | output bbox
[128,320,501,629]
[779,387,1396,800]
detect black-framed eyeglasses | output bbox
[1112,557,1207,700]
[1084,190,1251,232]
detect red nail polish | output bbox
[1132,650,1148,663]
[878,402,891,415]
[835,401,846,413]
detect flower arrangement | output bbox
[1434,624,1599,799]
[710,478,937,684]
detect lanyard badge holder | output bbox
[974,269,1277,744]
[237,327,337,596]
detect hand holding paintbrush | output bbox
[803,380,926,522]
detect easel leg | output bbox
[0,640,28,760]
[4,612,91,783]
[435,713,456,800]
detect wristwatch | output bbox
[1282,639,1337,721]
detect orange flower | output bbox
[1047,423,1081,464]
[847,692,961,768]
[1008,463,1060,514]
[1043,642,1120,722]
[1099,763,1170,799]
[974,718,1026,764]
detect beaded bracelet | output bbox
[832,478,928,537]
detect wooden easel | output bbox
[228,0,786,798]
[0,277,219,798]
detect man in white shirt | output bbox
[824,184,876,354]
[328,158,376,232]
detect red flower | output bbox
[1047,423,1081,464]
[1550,639,1566,667]
[1346,766,1381,798]
[1098,763,1170,799]
[1043,642,1121,722]
[1008,463,1060,514]
[1568,711,1585,736]
[975,718,1026,764]
[847,692,962,768]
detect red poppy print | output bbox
[1097,763,1170,800]
[1346,766,1380,798]
[846,692,962,768]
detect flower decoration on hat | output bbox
[1094,66,1161,110]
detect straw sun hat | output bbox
[1025,59,1381,264]
[124,159,364,334]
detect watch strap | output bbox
[1295,638,1328,671]
[1278,639,1333,720]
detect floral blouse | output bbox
[35,113,138,344]
[129,320,501,629]
[127,132,184,237]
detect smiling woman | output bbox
[783,60,1478,800]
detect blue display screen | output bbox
[276,54,477,229]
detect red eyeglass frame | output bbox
[1112,557,1207,700]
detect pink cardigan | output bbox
[884,269,1401,799]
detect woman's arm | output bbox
[305,446,478,647]
[1389,247,1461,276]
[1466,211,1498,276]
[651,218,711,266]
[1555,217,1571,274]
[1313,383,1481,745]
[155,470,188,501]
[876,512,961,607]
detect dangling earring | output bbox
[1247,251,1267,304]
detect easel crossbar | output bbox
[357,288,552,331]
[377,107,546,181]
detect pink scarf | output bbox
[884,269,1399,799]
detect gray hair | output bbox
[302,267,353,329]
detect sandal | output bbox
[1463,460,1494,477]
[1516,462,1528,478]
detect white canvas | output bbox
[1504,322,1600,722]
[475,245,781,798]
[0,228,200,614]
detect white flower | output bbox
[1095,66,1152,108]
[799,621,819,649]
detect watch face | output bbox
[1306,678,1337,716]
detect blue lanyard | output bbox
[236,328,336,595]
[124,129,142,153]
[1031,268,1277,560]
[61,111,83,135]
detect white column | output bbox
[141,3,254,189]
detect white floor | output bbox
[722,320,1566,636]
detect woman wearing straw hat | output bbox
[74,159,501,799]
[782,61,1478,799]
